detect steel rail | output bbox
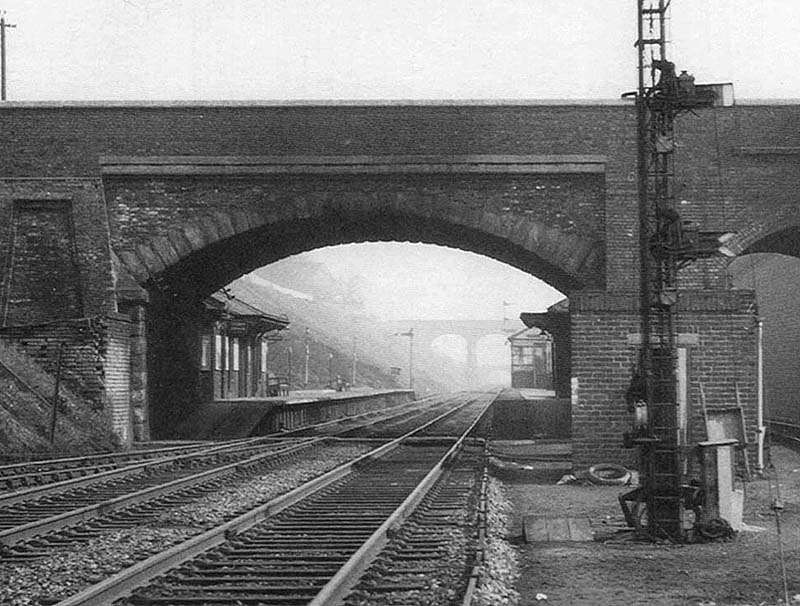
[0,437,255,477]
[278,391,459,438]
[54,391,493,606]
[334,392,476,439]
[461,468,490,606]
[0,437,300,507]
[2,394,455,544]
[0,437,325,547]
[0,438,282,492]
[309,391,496,605]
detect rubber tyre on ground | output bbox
[587,463,631,486]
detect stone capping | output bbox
[99,155,607,176]
[0,98,794,109]
[0,99,629,108]
[570,290,756,313]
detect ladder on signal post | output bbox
[634,0,685,541]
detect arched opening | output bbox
[140,210,595,304]
[139,220,566,437]
[728,252,800,435]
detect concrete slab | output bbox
[523,515,594,542]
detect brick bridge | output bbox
[377,319,516,387]
[0,100,798,465]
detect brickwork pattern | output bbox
[105,316,133,445]
[122,303,149,441]
[104,173,605,294]
[0,103,791,445]
[0,179,116,323]
[0,104,797,301]
[570,290,758,468]
[0,103,797,276]
[3,200,83,324]
[0,314,132,442]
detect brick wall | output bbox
[105,316,132,445]
[0,179,117,323]
[0,102,792,448]
[0,104,634,176]
[570,290,758,468]
[0,313,133,443]
[103,172,605,295]
[103,173,605,253]
[0,102,797,287]
[0,102,797,304]
[122,303,149,441]
[3,199,83,324]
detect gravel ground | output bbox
[504,444,800,606]
[473,477,521,606]
[0,443,372,606]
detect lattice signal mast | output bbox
[628,0,720,542]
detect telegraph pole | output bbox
[351,336,357,387]
[1,14,17,101]
[397,329,414,390]
[303,328,310,387]
[502,300,514,334]
[287,347,293,394]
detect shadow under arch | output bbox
[722,204,800,259]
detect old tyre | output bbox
[587,463,631,486]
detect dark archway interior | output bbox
[745,225,800,258]
[729,245,800,433]
[145,210,580,436]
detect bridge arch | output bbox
[721,203,800,258]
[102,154,607,300]
[101,158,603,437]
[115,203,603,302]
[136,209,579,433]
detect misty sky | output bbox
[2,1,798,101]
[304,243,563,321]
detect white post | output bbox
[756,318,765,474]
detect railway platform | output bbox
[174,388,415,440]
[489,388,573,481]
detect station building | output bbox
[507,326,553,391]
[197,290,290,401]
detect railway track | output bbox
[1,391,452,493]
[344,448,487,605]
[1,394,480,556]
[278,392,463,439]
[0,438,329,552]
[0,437,305,493]
[0,393,451,493]
[337,391,494,440]
[21,390,496,606]
[119,443,456,606]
